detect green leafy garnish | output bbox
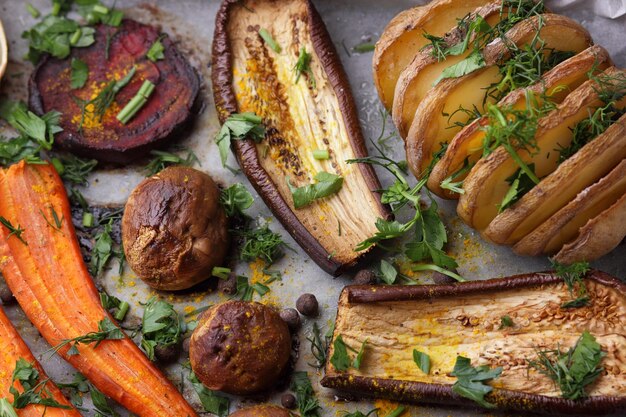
[405,202,458,270]
[552,260,590,308]
[500,315,514,329]
[450,356,502,408]
[498,164,537,212]
[49,317,124,356]
[342,409,378,417]
[528,331,605,400]
[99,292,129,321]
[189,372,230,417]
[89,383,119,417]
[52,154,98,185]
[90,219,115,277]
[70,57,89,89]
[116,80,156,125]
[287,171,344,209]
[146,37,165,62]
[291,372,321,417]
[215,112,266,166]
[352,41,375,54]
[413,350,430,374]
[0,217,28,245]
[143,148,198,176]
[385,406,406,417]
[39,205,63,231]
[219,183,254,217]
[258,28,281,53]
[235,275,270,301]
[0,398,18,417]
[330,335,367,371]
[379,259,398,284]
[6,359,71,410]
[140,297,184,361]
[22,15,95,63]
[307,322,331,369]
[434,51,486,85]
[239,224,287,265]
[293,47,316,88]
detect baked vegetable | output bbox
[404,14,592,177]
[392,0,506,138]
[122,166,229,291]
[321,270,626,414]
[212,0,390,275]
[513,159,626,257]
[0,306,80,417]
[486,112,626,246]
[428,45,612,199]
[29,19,200,164]
[189,301,291,395]
[372,0,491,110]
[458,67,626,230]
[0,162,199,417]
[229,405,291,417]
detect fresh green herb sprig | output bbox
[49,318,125,356]
[343,409,378,417]
[528,331,604,400]
[235,275,270,301]
[413,350,430,374]
[6,359,71,411]
[71,57,89,89]
[498,163,537,212]
[287,171,344,209]
[189,372,230,417]
[52,154,98,185]
[22,15,95,63]
[450,356,502,408]
[99,292,129,321]
[0,217,28,245]
[0,398,18,417]
[143,148,199,176]
[385,406,406,417]
[291,372,321,417]
[146,37,165,62]
[216,112,266,167]
[500,315,514,329]
[90,219,115,277]
[258,28,281,53]
[294,47,316,88]
[307,322,331,369]
[238,224,288,265]
[39,205,64,232]
[330,335,368,371]
[140,297,184,361]
[219,183,254,217]
[552,260,590,308]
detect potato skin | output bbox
[122,166,229,291]
[229,405,291,417]
[189,301,291,395]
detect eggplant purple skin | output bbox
[29,19,202,164]
[321,270,626,416]
[211,0,392,276]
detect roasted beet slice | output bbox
[29,19,200,164]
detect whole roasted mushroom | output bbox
[122,166,229,291]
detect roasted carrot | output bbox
[0,161,199,417]
[0,305,80,417]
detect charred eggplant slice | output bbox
[321,270,626,415]
[29,19,200,164]
[212,0,390,275]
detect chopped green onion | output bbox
[82,212,94,228]
[313,149,329,160]
[116,80,156,125]
[51,158,65,176]
[51,2,61,16]
[114,301,129,321]
[352,42,375,53]
[258,28,281,53]
[70,29,82,46]
[211,266,231,280]
[26,3,40,18]
[93,4,109,14]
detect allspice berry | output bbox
[281,393,296,409]
[279,308,301,332]
[296,293,319,317]
[353,269,376,285]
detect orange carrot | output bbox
[0,162,199,417]
[0,305,80,417]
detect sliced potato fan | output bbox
[428,45,612,199]
[485,112,626,245]
[513,158,626,257]
[392,0,506,138]
[404,14,593,178]
[373,0,491,110]
[457,67,626,231]
[553,192,626,264]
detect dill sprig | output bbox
[293,47,316,88]
[291,372,322,417]
[552,260,590,308]
[52,154,98,186]
[528,331,605,400]
[238,224,289,265]
[0,217,28,245]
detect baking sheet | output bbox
[0,0,625,416]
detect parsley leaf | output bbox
[413,350,430,374]
[143,148,198,176]
[528,331,605,400]
[90,219,115,277]
[8,359,70,410]
[70,57,89,89]
[287,171,344,209]
[405,203,458,270]
[433,51,485,85]
[498,164,537,212]
[291,372,321,417]
[146,37,165,62]
[330,335,367,371]
[379,259,398,284]
[90,384,119,417]
[140,297,184,361]
[22,15,95,63]
[189,372,229,417]
[450,356,502,408]
[219,183,254,217]
[215,112,265,166]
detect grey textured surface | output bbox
[0,0,624,416]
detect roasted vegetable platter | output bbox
[0,1,625,417]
